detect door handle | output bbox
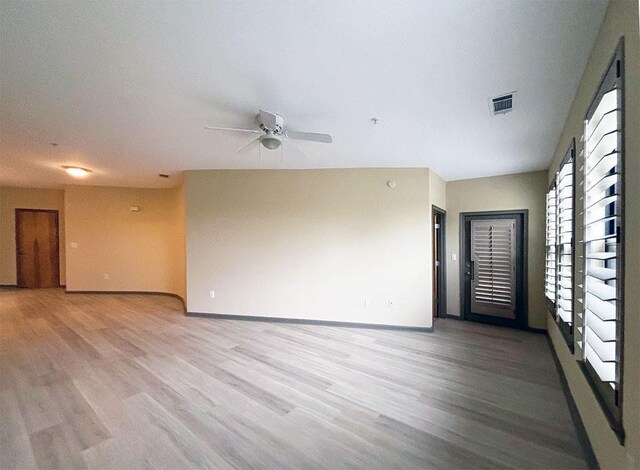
[464,261,475,279]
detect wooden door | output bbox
[16,209,60,288]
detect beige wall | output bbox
[547,0,640,468]
[429,169,447,211]
[64,184,185,300]
[185,168,434,328]
[444,170,548,329]
[0,187,66,285]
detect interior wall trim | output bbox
[546,334,600,470]
[65,290,186,312]
[440,312,463,321]
[441,313,546,334]
[186,311,434,332]
[1,284,66,288]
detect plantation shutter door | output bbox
[470,219,517,319]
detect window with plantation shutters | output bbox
[555,143,575,349]
[578,42,624,438]
[545,186,557,308]
[470,219,516,319]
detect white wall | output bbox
[185,168,434,328]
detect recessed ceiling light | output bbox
[63,166,91,178]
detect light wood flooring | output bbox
[0,289,587,469]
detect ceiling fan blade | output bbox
[235,137,260,155]
[285,140,310,160]
[285,130,332,144]
[204,126,261,134]
[258,109,279,129]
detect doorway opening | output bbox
[432,206,446,318]
[460,210,528,329]
[15,209,60,288]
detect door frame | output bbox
[15,208,61,288]
[432,205,447,318]
[459,209,528,329]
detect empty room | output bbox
[0,0,638,469]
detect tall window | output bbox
[545,186,557,309]
[578,41,624,439]
[555,143,575,349]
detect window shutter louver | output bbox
[545,187,557,307]
[576,42,625,439]
[554,144,575,348]
[470,219,517,319]
[583,88,621,388]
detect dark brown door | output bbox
[16,209,60,288]
[432,206,445,318]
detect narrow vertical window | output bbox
[555,142,575,349]
[545,185,557,310]
[580,41,624,440]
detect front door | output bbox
[462,212,526,328]
[16,209,60,288]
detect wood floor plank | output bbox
[0,288,588,469]
[30,424,87,469]
[0,388,38,469]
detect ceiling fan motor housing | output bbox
[258,111,284,133]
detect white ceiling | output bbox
[0,0,607,188]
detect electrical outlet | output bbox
[70,242,78,248]
[451,253,457,261]
[209,290,215,299]
[103,273,109,280]
[365,298,372,307]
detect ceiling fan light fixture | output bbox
[260,133,282,150]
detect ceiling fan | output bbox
[205,109,332,158]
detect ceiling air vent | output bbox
[490,92,516,116]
